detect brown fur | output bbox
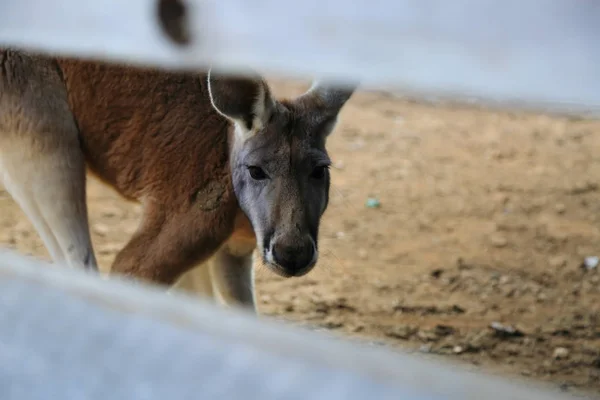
[57,58,242,283]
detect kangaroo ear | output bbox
[295,81,357,137]
[207,69,274,138]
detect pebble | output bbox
[490,322,524,338]
[490,235,508,248]
[537,293,548,302]
[321,321,343,330]
[453,345,464,354]
[417,330,440,342]
[570,181,598,195]
[582,256,599,271]
[260,294,272,303]
[553,347,570,360]
[93,224,109,236]
[384,325,416,340]
[555,203,566,214]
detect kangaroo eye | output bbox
[247,166,268,180]
[310,166,328,180]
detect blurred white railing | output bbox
[1,0,600,116]
[0,249,583,399]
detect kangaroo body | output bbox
[0,49,355,311]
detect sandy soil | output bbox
[1,79,599,396]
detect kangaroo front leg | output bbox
[209,239,257,311]
[110,201,235,286]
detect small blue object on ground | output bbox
[365,198,381,209]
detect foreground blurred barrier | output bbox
[0,249,585,400]
[1,0,600,116]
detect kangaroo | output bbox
[0,49,355,311]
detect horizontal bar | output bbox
[0,250,580,399]
[1,0,600,116]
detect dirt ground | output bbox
[1,79,599,396]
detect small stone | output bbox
[570,181,598,195]
[93,224,109,237]
[489,322,524,338]
[582,256,599,271]
[321,321,343,329]
[434,325,456,336]
[453,345,464,354]
[553,347,570,360]
[555,203,566,214]
[365,198,381,209]
[490,235,508,248]
[430,269,444,279]
[537,292,548,302]
[284,304,295,313]
[417,330,440,342]
[260,294,272,303]
[374,281,390,290]
[384,325,417,340]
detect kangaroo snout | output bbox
[268,236,317,277]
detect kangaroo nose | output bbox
[271,239,316,276]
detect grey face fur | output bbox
[208,71,355,277]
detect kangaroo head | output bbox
[208,71,355,277]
